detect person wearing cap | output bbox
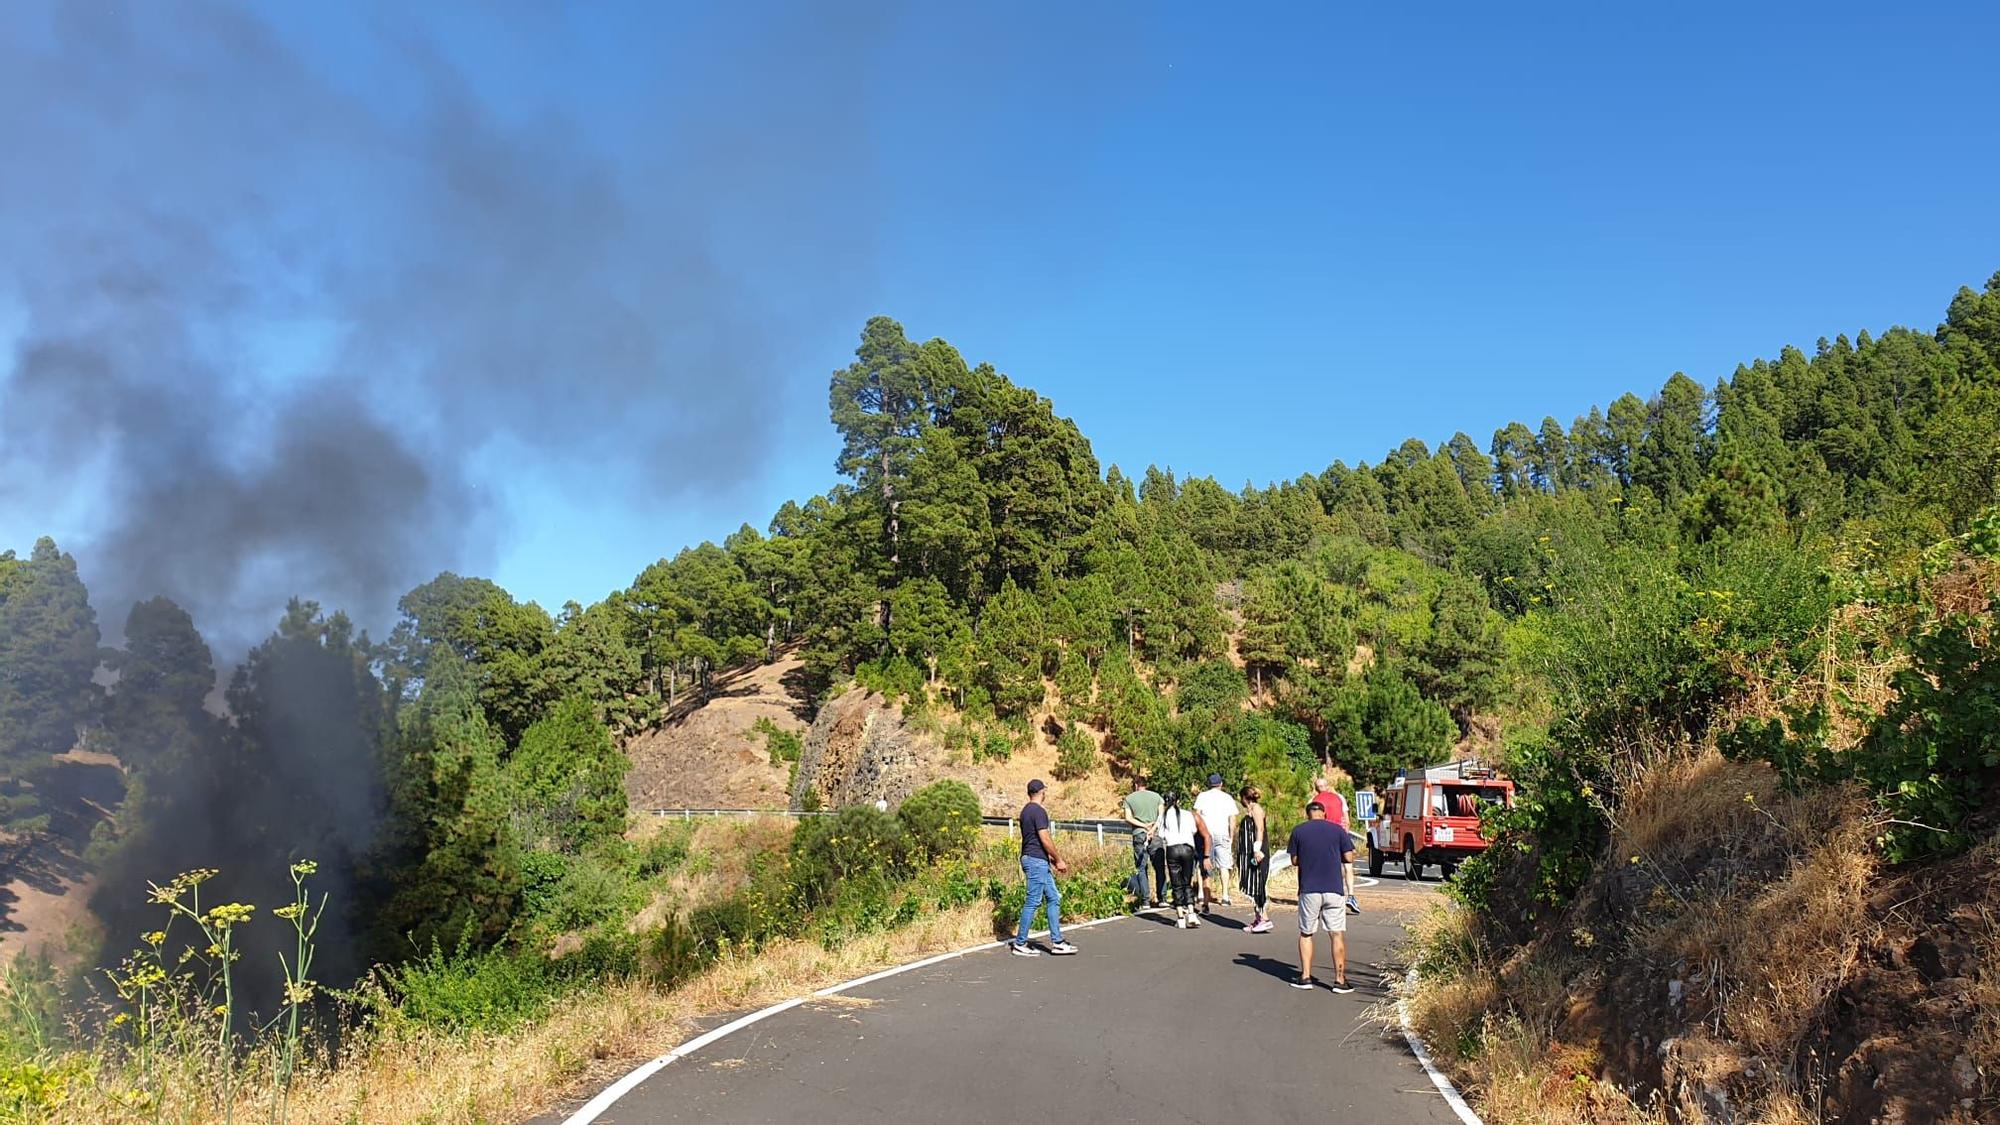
[1312,775,1361,916]
[1287,798,1357,992]
[1193,772,1240,910]
[1011,779,1078,956]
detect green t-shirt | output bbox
[1122,789,1164,828]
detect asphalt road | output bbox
[556,877,1463,1124]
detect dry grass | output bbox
[1402,913,1653,1125]
[1703,823,1872,1058]
[28,832,1129,1125]
[1612,749,1783,868]
[48,895,1062,1125]
[1401,906,1638,1125]
[292,901,1008,1125]
[626,815,795,933]
[1402,747,1879,1124]
[1966,839,2000,1080]
[1611,749,1875,1063]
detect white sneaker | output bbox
[1049,941,1078,955]
[1188,911,1202,927]
[1010,943,1039,957]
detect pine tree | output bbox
[0,538,103,832]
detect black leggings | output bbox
[1166,844,1198,909]
[1239,855,1270,912]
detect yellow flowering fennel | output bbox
[119,868,261,1123]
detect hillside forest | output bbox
[2,272,1998,1119]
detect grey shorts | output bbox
[1210,842,1233,871]
[1298,892,1348,936]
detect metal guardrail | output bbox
[645,807,1132,845]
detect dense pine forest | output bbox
[2,273,1998,1119]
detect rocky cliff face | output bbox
[790,688,945,811]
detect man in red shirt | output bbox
[1310,776,1348,828]
[1311,776,1360,915]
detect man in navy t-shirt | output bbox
[1012,780,1078,957]
[1286,800,1357,992]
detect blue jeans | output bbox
[1015,856,1064,945]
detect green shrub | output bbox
[637,913,713,986]
[787,806,908,909]
[690,860,794,949]
[975,728,1013,763]
[855,656,926,701]
[896,780,982,863]
[989,870,1129,933]
[637,824,693,877]
[752,717,803,765]
[385,937,556,1033]
[1494,535,1839,904]
[559,929,640,981]
[927,863,985,911]
[1053,726,1095,780]
[812,871,903,948]
[0,1054,87,1119]
[1725,582,2000,861]
[1442,848,1500,915]
[519,848,640,932]
[510,695,630,850]
[515,849,572,920]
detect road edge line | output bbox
[558,910,1147,1125]
[1396,966,1485,1125]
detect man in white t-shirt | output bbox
[1193,774,1240,909]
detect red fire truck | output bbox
[1366,761,1513,881]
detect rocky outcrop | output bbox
[790,689,944,811]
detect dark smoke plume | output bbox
[0,0,892,991]
[0,1,886,654]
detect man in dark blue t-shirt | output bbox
[1286,800,1357,992]
[1012,780,1078,957]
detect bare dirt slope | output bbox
[957,720,1128,818]
[0,749,121,968]
[623,653,809,811]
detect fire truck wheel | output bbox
[1368,847,1384,878]
[1403,840,1421,881]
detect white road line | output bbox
[559,910,1149,1125]
[1397,966,1485,1125]
[1355,876,1381,888]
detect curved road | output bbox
[543,878,1466,1124]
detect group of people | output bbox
[1008,773,1364,993]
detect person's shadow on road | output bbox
[1233,953,1298,983]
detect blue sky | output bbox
[6,1,1999,632]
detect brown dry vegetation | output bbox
[1401,548,2000,1124]
[622,815,794,934]
[246,901,1014,1125]
[1405,747,1999,1124]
